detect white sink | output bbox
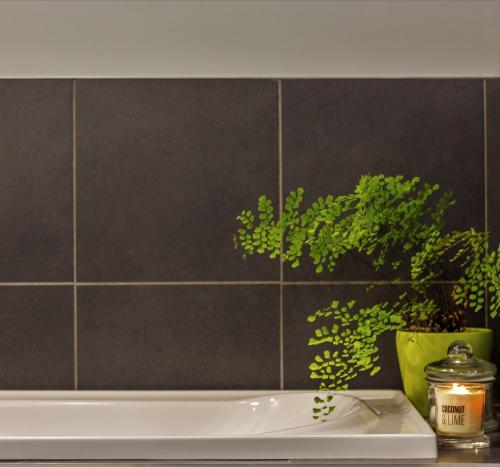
[0,389,436,460]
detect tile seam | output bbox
[77,281,281,286]
[72,79,78,390]
[484,79,489,235]
[0,282,74,286]
[483,79,489,328]
[0,280,458,286]
[278,79,284,390]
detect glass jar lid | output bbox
[425,340,497,383]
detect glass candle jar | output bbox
[425,341,496,449]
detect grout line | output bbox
[0,280,459,286]
[77,281,281,286]
[0,282,73,286]
[278,81,284,224]
[278,79,284,390]
[483,79,489,328]
[72,79,78,390]
[484,79,489,235]
[283,280,459,286]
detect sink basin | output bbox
[0,389,436,460]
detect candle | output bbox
[435,383,485,437]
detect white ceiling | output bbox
[0,0,498,78]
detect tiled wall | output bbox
[0,79,497,390]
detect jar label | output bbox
[435,386,484,436]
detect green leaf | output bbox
[232,175,500,421]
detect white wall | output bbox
[0,0,498,78]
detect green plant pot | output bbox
[395,328,493,417]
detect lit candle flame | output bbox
[450,383,470,395]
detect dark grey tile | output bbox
[76,80,279,281]
[486,79,500,385]
[466,305,487,329]
[0,286,73,388]
[284,284,406,390]
[492,311,500,399]
[78,285,280,389]
[282,79,484,281]
[0,80,73,281]
[489,316,500,391]
[487,79,500,246]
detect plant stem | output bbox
[348,250,405,297]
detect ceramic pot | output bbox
[395,328,493,416]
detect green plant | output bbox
[234,175,499,419]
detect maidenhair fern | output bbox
[234,174,500,419]
[236,175,455,274]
